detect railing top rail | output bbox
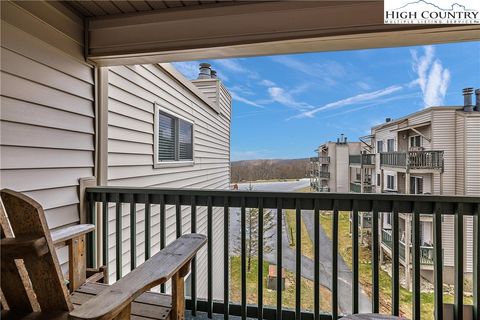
[86,186,479,215]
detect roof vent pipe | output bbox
[475,89,480,112]
[198,63,212,79]
[340,133,344,143]
[463,87,474,112]
[386,118,391,122]
[211,70,218,79]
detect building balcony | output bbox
[380,151,444,171]
[350,181,376,193]
[349,154,375,167]
[310,170,330,179]
[381,229,434,266]
[81,187,477,320]
[311,156,330,164]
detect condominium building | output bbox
[349,88,480,286]
[309,135,361,192]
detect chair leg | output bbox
[112,303,131,320]
[171,272,185,320]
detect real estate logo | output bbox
[384,0,480,24]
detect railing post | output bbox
[474,203,480,320]
[434,204,443,320]
[454,203,464,320]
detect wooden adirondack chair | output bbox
[0,189,206,320]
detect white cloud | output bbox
[260,79,276,87]
[411,46,451,107]
[289,85,403,119]
[268,86,313,111]
[271,56,345,85]
[172,61,200,80]
[230,91,264,108]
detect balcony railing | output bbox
[381,230,434,266]
[85,187,479,320]
[349,154,375,166]
[350,182,375,193]
[380,151,444,170]
[319,171,330,179]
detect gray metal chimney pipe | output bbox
[211,69,218,79]
[475,89,480,112]
[462,87,474,112]
[198,63,212,79]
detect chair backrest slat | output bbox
[0,196,39,312]
[0,189,72,312]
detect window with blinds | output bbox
[155,106,194,164]
[158,112,176,161]
[179,119,193,160]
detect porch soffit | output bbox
[62,1,480,66]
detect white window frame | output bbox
[377,140,384,153]
[153,103,194,168]
[387,138,395,152]
[409,135,422,148]
[386,174,395,190]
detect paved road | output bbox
[229,179,371,314]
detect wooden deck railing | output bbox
[380,151,444,170]
[85,187,479,320]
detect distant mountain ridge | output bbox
[231,158,309,183]
[394,0,475,11]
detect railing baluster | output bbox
[224,196,229,320]
[87,192,96,268]
[434,204,443,320]
[115,194,122,281]
[160,194,166,293]
[130,195,136,270]
[295,199,301,320]
[102,193,108,281]
[352,203,359,314]
[276,198,283,320]
[412,207,421,319]
[332,201,339,319]
[314,199,320,320]
[258,197,264,320]
[372,204,380,313]
[144,194,151,260]
[241,197,247,320]
[454,204,464,320]
[392,207,400,316]
[474,203,480,320]
[190,196,197,316]
[208,196,213,319]
[176,195,182,238]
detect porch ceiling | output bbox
[62,0,246,17]
[64,1,480,66]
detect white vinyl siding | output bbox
[106,64,231,300]
[0,1,94,270]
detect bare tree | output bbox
[236,184,275,272]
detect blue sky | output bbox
[173,41,480,161]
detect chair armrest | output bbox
[51,224,95,246]
[69,233,206,320]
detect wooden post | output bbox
[171,273,185,320]
[171,262,190,320]
[112,303,131,320]
[68,235,87,291]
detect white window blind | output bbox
[158,113,175,161]
[179,119,193,160]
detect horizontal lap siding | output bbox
[106,64,231,300]
[0,1,94,271]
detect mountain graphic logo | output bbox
[384,0,479,24]
[393,0,476,11]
